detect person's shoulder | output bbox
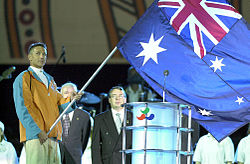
[94,110,110,119]
[240,134,250,143]
[237,135,250,150]
[223,136,233,143]
[244,134,250,139]
[14,70,29,84]
[2,140,14,148]
[246,134,250,140]
[198,134,209,142]
[16,70,29,78]
[76,108,91,117]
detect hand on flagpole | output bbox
[70,91,83,101]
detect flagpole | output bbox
[47,46,118,135]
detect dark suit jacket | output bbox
[91,110,132,164]
[60,108,91,164]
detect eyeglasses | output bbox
[110,95,125,99]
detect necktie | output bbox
[62,113,71,138]
[115,113,122,134]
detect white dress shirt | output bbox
[0,140,18,164]
[193,133,234,164]
[63,111,74,122]
[235,134,250,164]
[111,108,124,123]
[111,108,124,133]
[30,66,48,88]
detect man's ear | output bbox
[28,54,32,61]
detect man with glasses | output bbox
[91,86,132,164]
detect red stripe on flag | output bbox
[158,2,181,7]
[205,2,240,14]
[195,24,205,58]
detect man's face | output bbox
[61,86,75,98]
[28,46,47,68]
[108,89,127,111]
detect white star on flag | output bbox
[235,96,244,105]
[198,108,213,116]
[136,33,166,66]
[210,56,225,72]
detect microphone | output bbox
[62,46,66,63]
[163,70,169,102]
[0,66,16,81]
[163,70,169,76]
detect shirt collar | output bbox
[111,108,124,121]
[30,66,44,74]
[111,108,124,115]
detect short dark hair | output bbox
[28,42,47,54]
[108,86,127,98]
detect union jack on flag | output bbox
[158,0,242,58]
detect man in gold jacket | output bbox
[13,42,82,164]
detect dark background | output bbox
[0,64,248,156]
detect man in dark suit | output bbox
[91,86,132,164]
[60,83,91,164]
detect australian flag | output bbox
[117,0,250,141]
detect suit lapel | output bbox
[103,110,119,139]
[28,67,43,84]
[112,110,133,151]
[70,110,77,129]
[102,110,133,153]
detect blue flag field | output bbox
[117,0,250,141]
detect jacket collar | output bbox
[28,66,53,84]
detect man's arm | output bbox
[235,138,245,164]
[192,137,203,164]
[224,137,234,164]
[91,117,103,164]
